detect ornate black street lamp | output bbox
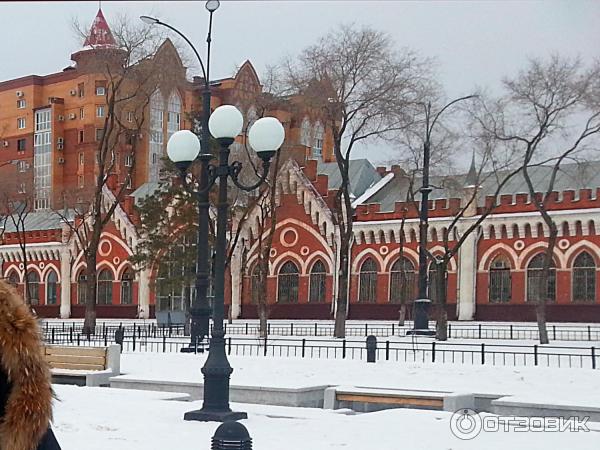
[141,0,219,349]
[167,105,284,421]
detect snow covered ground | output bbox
[51,384,600,450]
[116,352,600,408]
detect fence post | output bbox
[77,334,80,346]
[263,336,268,356]
[392,323,395,336]
[162,335,166,352]
[228,337,232,355]
[302,339,306,358]
[342,339,346,359]
[62,322,65,332]
[510,325,513,340]
[553,325,556,341]
[432,342,436,363]
[534,345,538,366]
[267,323,271,335]
[132,329,136,352]
[291,323,294,336]
[588,326,592,341]
[478,324,482,339]
[104,332,108,347]
[481,343,485,364]
[385,340,390,361]
[314,322,318,336]
[69,329,73,343]
[51,328,55,344]
[245,323,248,335]
[365,324,368,337]
[448,324,451,339]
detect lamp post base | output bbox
[406,328,436,337]
[184,409,247,422]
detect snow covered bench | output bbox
[324,386,449,412]
[44,344,121,387]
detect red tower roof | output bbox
[83,9,116,48]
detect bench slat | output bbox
[45,346,107,357]
[50,362,106,371]
[337,394,443,408]
[45,355,106,366]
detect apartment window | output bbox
[17,117,26,129]
[17,138,26,151]
[79,107,85,119]
[152,153,158,164]
[18,182,26,194]
[78,83,85,97]
[34,108,52,210]
[95,129,104,141]
[126,177,133,189]
[96,105,105,118]
[17,160,27,172]
[124,154,133,167]
[78,175,84,188]
[78,130,84,143]
[127,111,134,122]
[79,152,85,166]
[95,86,106,96]
[17,99,26,109]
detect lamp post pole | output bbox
[141,0,219,349]
[167,108,283,422]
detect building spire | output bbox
[464,151,478,187]
[83,7,116,48]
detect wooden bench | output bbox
[44,344,121,387]
[324,386,449,413]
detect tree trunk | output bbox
[83,253,98,335]
[334,237,350,338]
[536,229,556,345]
[435,261,448,341]
[398,304,406,326]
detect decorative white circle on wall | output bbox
[269,248,277,258]
[380,245,389,255]
[300,246,310,256]
[99,240,112,257]
[558,239,570,250]
[39,262,45,269]
[113,257,120,265]
[280,227,299,248]
[19,263,24,270]
[514,240,525,251]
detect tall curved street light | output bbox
[141,0,219,351]
[168,106,284,421]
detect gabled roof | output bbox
[83,9,116,48]
[317,159,381,198]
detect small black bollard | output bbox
[211,421,252,450]
[366,335,377,363]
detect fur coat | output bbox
[0,280,53,450]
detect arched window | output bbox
[148,90,164,182]
[251,265,261,304]
[121,269,134,305]
[167,91,182,140]
[78,271,87,305]
[7,271,18,287]
[527,253,556,303]
[573,252,596,303]
[26,271,40,305]
[300,117,312,147]
[46,270,58,305]
[489,257,511,303]
[277,261,299,303]
[97,269,113,305]
[389,257,415,303]
[359,258,378,303]
[309,260,327,303]
[313,121,324,158]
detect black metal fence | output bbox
[41,320,600,342]
[42,328,598,370]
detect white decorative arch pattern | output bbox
[352,248,384,274]
[304,251,334,274]
[518,242,565,269]
[563,240,600,267]
[41,263,61,283]
[382,247,420,272]
[478,243,519,271]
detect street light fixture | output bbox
[140,0,219,352]
[168,105,283,421]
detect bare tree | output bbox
[285,24,431,338]
[484,56,600,344]
[58,17,169,333]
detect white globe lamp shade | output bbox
[167,130,201,163]
[208,105,244,139]
[248,117,285,158]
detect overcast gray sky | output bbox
[1,0,598,166]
